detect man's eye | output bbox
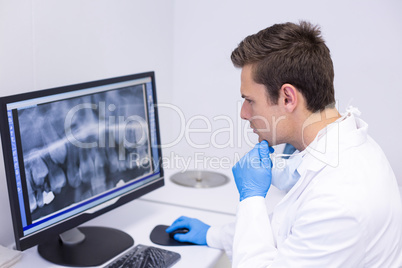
[246,99,253,104]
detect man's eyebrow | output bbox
[241,94,249,99]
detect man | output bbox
[166,21,402,267]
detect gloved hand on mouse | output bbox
[167,140,273,245]
[166,216,210,245]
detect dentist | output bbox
[167,21,402,267]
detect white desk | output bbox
[142,167,285,216]
[13,199,236,268]
[142,167,239,215]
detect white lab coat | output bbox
[207,110,402,267]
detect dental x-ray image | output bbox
[17,84,152,222]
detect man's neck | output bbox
[293,108,341,151]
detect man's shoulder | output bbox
[301,138,400,216]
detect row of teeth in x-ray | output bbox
[24,124,149,213]
[18,88,150,214]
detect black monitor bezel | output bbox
[0,71,164,250]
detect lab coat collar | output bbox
[276,107,368,201]
[297,107,368,176]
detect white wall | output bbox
[170,0,402,185]
[1,0,401,248]
[0,0,174,247]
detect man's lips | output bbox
[250,123,256,133]
[251,125,258,133]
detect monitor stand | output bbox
[37,226,134,267]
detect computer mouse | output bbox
[168,228,189,239]
[150,225,194,246]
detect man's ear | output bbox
[280,83,298,112]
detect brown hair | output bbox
[231,21,335,112]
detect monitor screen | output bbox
[0,72,164,266]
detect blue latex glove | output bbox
[232,140,274,201]
[166,216,210,245]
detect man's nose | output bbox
[240,102,249,120]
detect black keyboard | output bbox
[104,244,181,268]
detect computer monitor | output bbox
[0,71,164,266]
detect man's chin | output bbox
[258,136,275,146]
[258,136,268,144]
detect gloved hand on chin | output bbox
[166,216,210,245]
[232,140,274,202]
